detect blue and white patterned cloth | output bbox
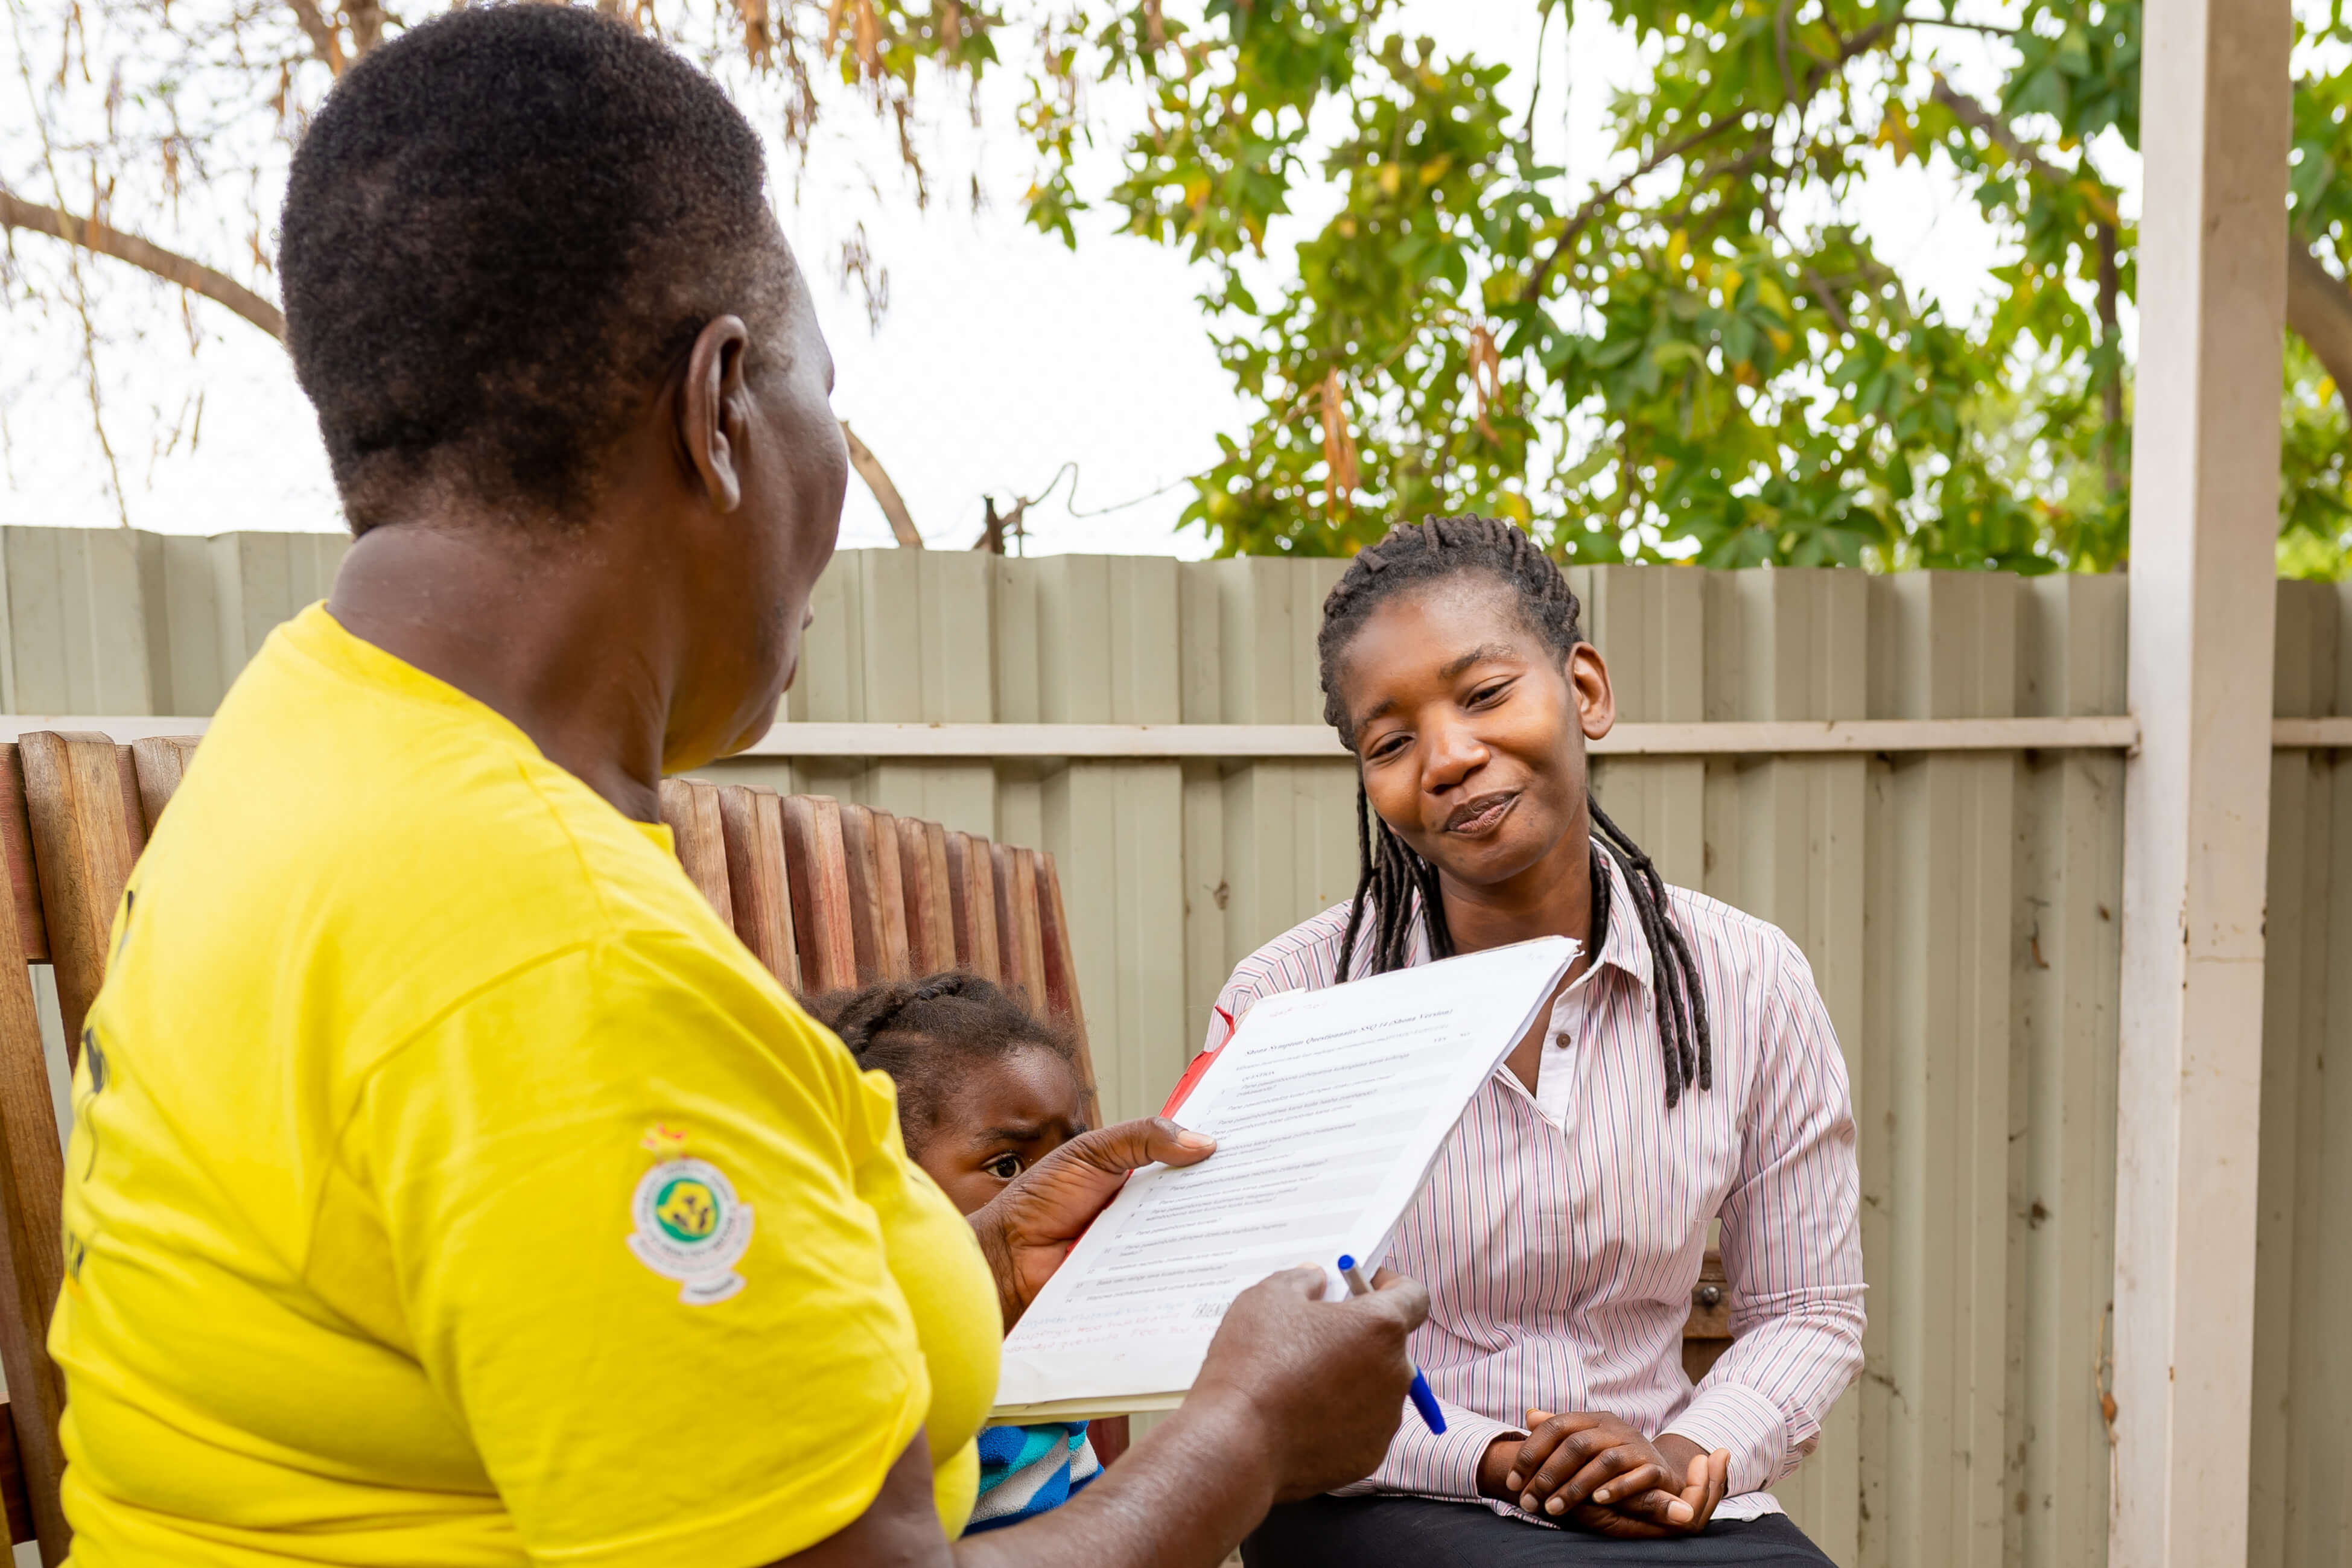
[965,1420,1099,1532]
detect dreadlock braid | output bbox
[1316,514,1712,1108]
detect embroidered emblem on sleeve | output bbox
[628,1125,754,1305]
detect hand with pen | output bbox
[1476,1413,1732,1537]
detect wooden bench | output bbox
[0,731,173,1563]
[658,779,1093,1071]
[0,733,1738,1549]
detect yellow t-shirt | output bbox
[51,604,999,1566]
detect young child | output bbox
[806,972,1100,1531]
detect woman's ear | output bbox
[1568,643,1616,742]
[678,314,752,513]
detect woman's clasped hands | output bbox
[1478,1411,1732,1537]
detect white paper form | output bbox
[991,935,1577,1421]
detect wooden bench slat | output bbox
[0,1395,34,1545]
[657,779,733,922]
[834,805,883,985]
[941,831,1001,985]
[19,732,140,1065]
[837,805,912,986]
[0,754,47,966]
[780,796,859,995]
[714,786,798,988]
[990,843,1046,1011]
[866,812,914,983]
[895,817,957,975]
[129,736,200,839]
[113,747,146,861]
[0,749,74,1560]
[1031,851,1098,1108]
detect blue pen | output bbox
[1338,1254,1445,1435]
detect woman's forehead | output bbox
[1344,581,1541,680]
[1362,570,1534,634]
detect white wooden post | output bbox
[2111,0,2293,1555]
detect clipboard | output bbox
[991,938,1577,1420]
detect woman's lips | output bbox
[1443,791,1518,836]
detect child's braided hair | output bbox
[806,973,1087,1152]
[1316,515,1713,1108]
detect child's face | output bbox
[915,1045,1090,1215]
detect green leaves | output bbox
[893,0,2348,567]
[2280,337,2352,578]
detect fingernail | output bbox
[1505,1472,1522,1490]
[1594,1488,1611,1503]
[1670,1502,1694,1523]
[1521,1494,1537,1511]
[1176,1130,1215,1150]
[1546,1497,1565,1516]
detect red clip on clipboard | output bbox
[1160,1005,1235,1119]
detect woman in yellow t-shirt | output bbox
[46,8,1426,1567]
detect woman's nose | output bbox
[1420,717,1489,790]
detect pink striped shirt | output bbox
[1207,852,1863,1523]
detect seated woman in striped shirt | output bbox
[1224,517,1864,1567]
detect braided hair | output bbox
[806,973,1087,1152]
[1317,515,1713,1108]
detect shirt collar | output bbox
[1400,843,1654,989]
[1591,846,1654,991]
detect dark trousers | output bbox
[1242,1495,1837,1567]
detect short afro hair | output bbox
[279,4,793,532]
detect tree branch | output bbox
[1521,20,1896,303]
[1521,119,1749,303]
[1774,0,1800,101]
[1901,13,2018,36]
[346,0,387,56]
[1931,78,2351,416]
[1,190,287,338]
[285,0,345,73]
[1930,78,2068,183]
[840,420,924,547]
[3,191,939,540]
[1759,180,1855,338]
[2288,243,2352,404]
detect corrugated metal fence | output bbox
[4,524,2349,1568]
[2252,582,2352,1568]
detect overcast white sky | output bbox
[0,0,2048,554]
